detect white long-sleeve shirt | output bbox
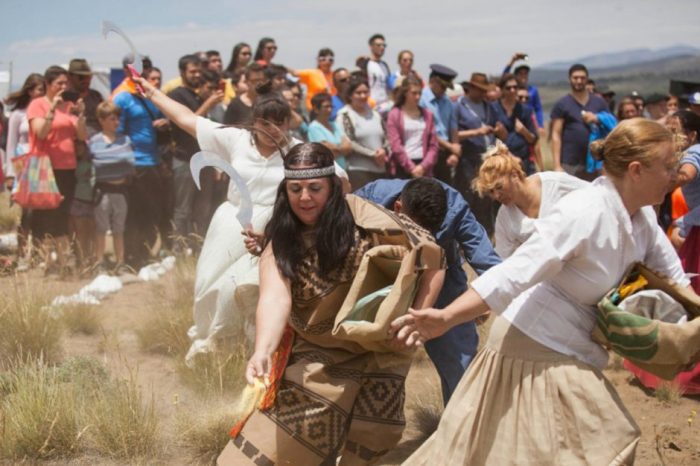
[472,176,688,369]
[4,109,30,178]
[494,171,589,258]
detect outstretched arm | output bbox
[133,76,198,138]
[246,244,292,385]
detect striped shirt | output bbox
[88,133,135,182]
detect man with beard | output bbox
[550,64,608,180]
[167,54,211,244]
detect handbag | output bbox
[592,262,700,380]
[11,153,63,210]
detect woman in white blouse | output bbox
[472,141,588,257]
[392,118,686,465]
[133,76,348,362]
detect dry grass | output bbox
[0,280,63,367]
[177,349,248,397]
[0,359,85,460]
[176,399,237,464]
[0,191,20,233]
[137,256,196,356]
[85,369,160,460]
[655,381,683,404]
[59,303,102,336]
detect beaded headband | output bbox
[284,166,336,180]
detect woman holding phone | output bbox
[27,65,87,276]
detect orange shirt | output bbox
[297,68,335,111]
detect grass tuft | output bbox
[0,192,20,233]
[0,359,85,460]
[59,303,102,336]
[137,256,196,356]
[85,369,160,460]
[655,381,683,404]
[177,349,248,397]
[176,400,237,464]
[0,280,63,367]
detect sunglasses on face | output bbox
[265,45,278,51]
[336,77,349,83]
[373,42,387,47]
[318,56,335,63]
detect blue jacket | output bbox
[354,179,502,307]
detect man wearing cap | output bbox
[504,53,544,130]
[454,73,503,236]
[690,92,700,117]
[420,64,462,186]
[645,93,670,123]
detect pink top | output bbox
[26,97,78,170]
[386,106,439,176]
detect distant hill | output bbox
[538,45,700,71]
[531,54,700,85]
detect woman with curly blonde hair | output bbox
[472,141,588,257]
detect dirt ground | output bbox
[1,268,698,465]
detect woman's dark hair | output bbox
[5,73,44,110]
[254,37,275,62]
[225,42,251,76]
[318,47,334,58]
[673,110,700,135]
[344,76,370,103]
[393,76,422,108]
[499,73,517,90]
[310,92,331,111]
[400,178,447,234]
[142,67,162,80]
[264,143,354,280]
[44,65,67,85]
[252,89,291,124]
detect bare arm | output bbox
[411,269,445,310]
[676,163,698,188]
[133,76,198,138]
[550,118,564,170]
[30,96,62,140]
[246,244,293,384]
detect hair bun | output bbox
[589,140,605,161]
[482,140,511,160]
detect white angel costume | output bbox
[186,118,347,362]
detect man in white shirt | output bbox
[366,33,391,109]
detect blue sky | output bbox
[2,0,699,89]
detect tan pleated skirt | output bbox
[403,317,640,466]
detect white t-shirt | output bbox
[494,172,589,257]
[367,60,390,105]
[403,113,425,162]
[473,176,688,369]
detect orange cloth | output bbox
[297,68,335,110]
[110,78,136,100]
[671,187,689,220]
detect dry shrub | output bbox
[177,348,248,397]
[0,192,20,233]
[655,381,683,404]
[176,399,237,464]
[137,256,196,356]
[59,303,102,336]
[0,359,86,460]
[0,280,63,367]
[85,369,160,460]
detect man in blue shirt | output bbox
[420,64,462,186]
[355,177,501,403]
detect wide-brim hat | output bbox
[68,58,92,76]
[461,72,491,91]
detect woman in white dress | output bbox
[472,141,588,257]
[133,76,347,361]
[391,119,686,465]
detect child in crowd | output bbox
[88,101,135,275]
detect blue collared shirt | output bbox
[354,179,502,307]
[420,87,458,141]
